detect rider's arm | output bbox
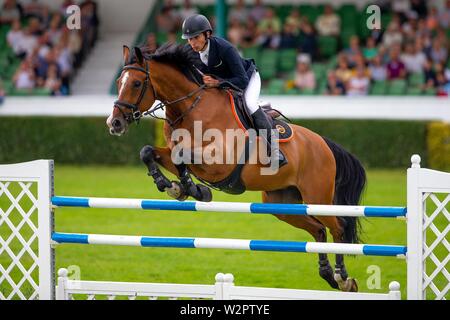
[220,47,249,90]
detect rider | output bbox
[181,14,287,167]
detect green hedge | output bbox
[0,117,429,168]
[0,117,155,165]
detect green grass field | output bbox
[2,165,411,298]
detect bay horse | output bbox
[106,44,366,292]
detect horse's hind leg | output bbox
[262,189,339,290]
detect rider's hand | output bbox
[203,75,220,88]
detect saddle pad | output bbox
[227,91,293,143]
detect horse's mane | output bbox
[127,43,203,85]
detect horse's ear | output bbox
[123,45,130,64]
[134,47,144,65]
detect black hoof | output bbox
[140,145,154,164]
[319,262,339,290]
[196,184,212,202]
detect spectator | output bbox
[0,0,23,25]
[13,59,36,90]
[279,22,298,49]
[344,35,362,68]
[439,0,450,28]
[227,18,244,47]
[369,55,387,81]
[156,1,179,33]
[326,70,345,95]
[258,24,280,49]
[391,0,410,21]
[241,19,259,48]
[410,0,428,19]
[351,54,370,78]
[428,39,448,64]
[28,17,43,36]
[44,64,62,95]
[258,8,281,34]
[382,21,403,47]
[294,54,316,91]
[298,21,317,60]
[363,37,378,62]
[402,11,419,43]
[335,54,352,84]
[401,41,426,74]
[228,0,248,24]
[315,4,340,37]
[285,9,303,31]
[60,0,75,18]
[23,0,47,21]
[177,0,198,22]
[47,14,63,46]
[422,58,437,89]
[386,45,407,79]
[426,7,440,31]
[347,66,370,96]
[249,0,267,22]
[145,33,159,53]
[7,19,24,56]
[15,26,39,59]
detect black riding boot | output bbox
[251,108,288,168]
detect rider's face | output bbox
[187,33,207,52]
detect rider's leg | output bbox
[245,71,287,167]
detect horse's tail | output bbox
[322,137,366,244]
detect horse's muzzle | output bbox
[106,114,127,136]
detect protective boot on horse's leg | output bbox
[244,71,287,168]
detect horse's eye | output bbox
[134,81,141,88]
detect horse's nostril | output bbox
[112,119,122,129]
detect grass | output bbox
[1,165,412,298]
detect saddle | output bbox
[227,89,293,142]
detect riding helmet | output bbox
[181,14,213,39]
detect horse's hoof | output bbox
[319,262,339,290]
[166,181,187,201]
[334,273,358,292]
[196,184,212,202]
[140,145,154,164]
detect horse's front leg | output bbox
[140,145,188,200]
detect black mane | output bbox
[127,43,203,85]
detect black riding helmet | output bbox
[181,14,213,39]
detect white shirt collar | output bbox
[199,40,210,66]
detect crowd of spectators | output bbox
[153,0,450,96]
[0,0,99,96]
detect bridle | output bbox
[113,60,206,128]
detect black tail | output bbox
[323,137,366,244]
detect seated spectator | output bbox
[363,37,378,62]
[258,8,281,34]
[428,39,448,64]
[294,54,315,91]
[402,11,419,43]
[15,26,39,59]
[249,0,267,22]
[47,14,63,46]
[24,0,47,21]
[13,59,36,90]
[0,0,23,25]
[439,0,450,28]
[382,21,403,47]
[7,19,24,56]
[386,45,407,79]
[177,0,198,22]
[227,18,244,47]
[422,59,436,89]
[156,1,179,33]
[240,19,259,48]
[351,54,370,78]
[44,64,62,95]
[326,70,345,95]
[335,54,352,84]
[35,49,59,87]
[344,35,362,67]
[80,0,100,50]
[369,55,387,81]
[258,24,280,49]
[346,66,370,96]
[285,9,302,31]
[145,33,159,53]
[401,41,426,74]
[279,21,298,49]
[411,0,428,19]
[391,0,410,20]
[298,21,317,60]
[228,0,248,24]
[28,17,43,36]
[315,4,340,37]
[426,7,440,31]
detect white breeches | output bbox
[244,71,261,115]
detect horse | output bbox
[106,43,366,292]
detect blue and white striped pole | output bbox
[51,232,407,258]
[52,196,407,218]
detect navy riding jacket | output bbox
[190,36,256,90]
